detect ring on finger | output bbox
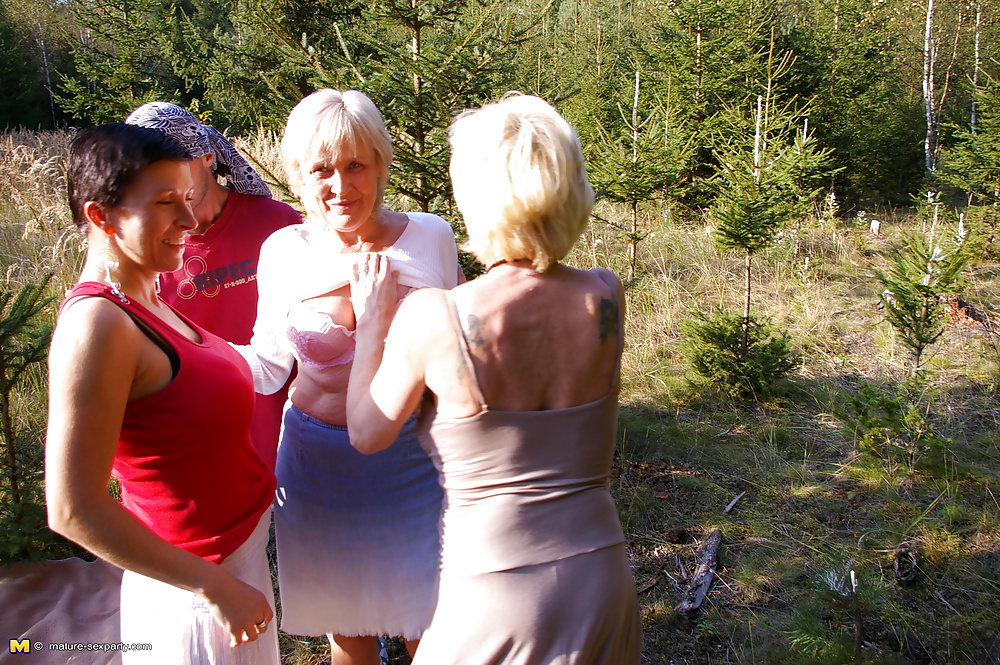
[255,618,267,629]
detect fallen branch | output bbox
[724,491,746,514]
[677,528,722,613]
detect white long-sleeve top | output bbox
[235,212,461,395]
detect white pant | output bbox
[119,510,278,665]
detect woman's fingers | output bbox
[232,611,269,647]
[202,570,273,648]
[351,253,402,324]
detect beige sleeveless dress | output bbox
[412,291,642,664]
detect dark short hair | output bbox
[67,123,192,232]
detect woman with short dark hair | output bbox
[46,123,278,664]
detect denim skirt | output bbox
[274,405,442,638]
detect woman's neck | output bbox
[80,256,160,307]
[310,208,408,253]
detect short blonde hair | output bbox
[448,94,594,272]
[281,89,393,219]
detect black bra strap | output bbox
[121,307,181,379]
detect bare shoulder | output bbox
[56,295,134,338]
[587,267,625,312]
[588,267,624,294]
[51,296,141,366]
[395,287,451,331]
[386,287,455,368]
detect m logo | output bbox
[9,639,30,653]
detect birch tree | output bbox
[923,0,939,172]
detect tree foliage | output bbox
[57,0,186,122]
[943,78,1000,204]
[680,306,800,398]
[0,274,70,564]
[874,222,969,375]
[0,0,997,211]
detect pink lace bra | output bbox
[287,306,356,369]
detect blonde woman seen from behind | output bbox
[347,94,642,664]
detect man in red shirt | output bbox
[126,102,301,472]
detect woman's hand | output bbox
[350,252,398,336]
[201,568,274,647]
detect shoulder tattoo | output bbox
[598,297,619,344]
[464,314,485,346]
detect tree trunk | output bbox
[923,0,937,172]
[409,1,428,211]
[694,6,702,102]
[973,1,982,135]
[936,7,964,114]
[753,95,763,185]
[628,71,640,283]
[741,95,763,358]
[32,22,56,129]
[629,200,638,283]
[743,249,752,359]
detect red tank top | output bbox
[63,282,275,564]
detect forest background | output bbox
[2,0,1000,663]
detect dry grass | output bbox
[0,130,83,295]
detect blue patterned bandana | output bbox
[126,102,272,198]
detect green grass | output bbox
[3,131,999,663]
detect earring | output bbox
[101,234,129,304]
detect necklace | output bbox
[486,258,532,272]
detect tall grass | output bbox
[0,130,83,564]
[0,130,83,292]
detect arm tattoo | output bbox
[598,297,619,343]
[464,314,485,346]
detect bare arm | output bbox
[45,299,272,646]
[347,254,431,453]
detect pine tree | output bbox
[57,0,183,122]
[588,70,694,282]
[874,217,968,375]
[682,91,831,396]
[803,0,926,203]
[164,0,368,132]
[943,77,1000,204]
[0,0,77,129]
[351,0,540,214]
[0,275,57,564]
